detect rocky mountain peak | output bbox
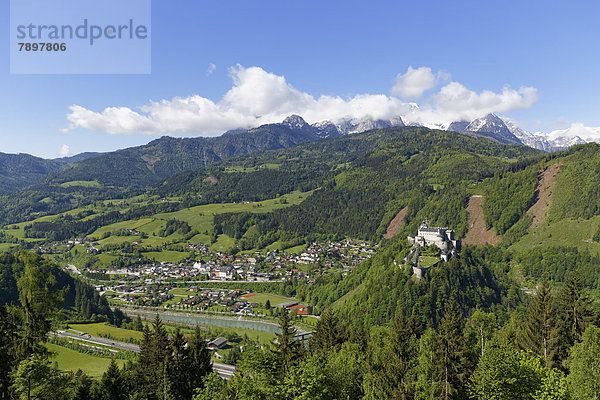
[282,115,309,129]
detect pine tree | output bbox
[70,370,93,400]
[0,305,18,400]
[390,312,419,399]
[169,328,190,400]
[438,298,465,400]
[134,315,144,331]
[100,359,127,400]
[187,327,212,392]
[274,307,303,376]
[135,316,172,400]
[16,253,63,359]
[553,272,594,368]
[566,325,600,399]
[414,328,443,400]
[522,280,554,367]
[309,309,343,354]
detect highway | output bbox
[53,330,236,379]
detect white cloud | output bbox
[59,144,72,157]
[404,82,538,127]
[206,63,216,76]
[549,123,600,140]
[63,65,538,135]
[391,66,446,99]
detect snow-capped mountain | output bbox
[447,121,470,132]
[311,120,342,139]
[446,113,594,151]
[500,118,556,152]
[282,114,310,130]
[279,115,343,139]
[334,116,404,135]
[446,113,521,145]
[500,117,591,152]
[280,115,406,139]
[281,113,597,153]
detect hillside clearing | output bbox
[463,195,500,245]
[330,282,364,312]
[46,343,126,378]
[240,293,297,307]
[383,207,407,239]
[68,322,144,342]
[511,215,600,256]
[527,163,561,229]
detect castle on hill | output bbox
[406,221,461,278]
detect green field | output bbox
[143,250,190,263]
[419,256,440,267]
[68,322,144,342]
[210,234,235,252]
[59,180,103,188]
[511,216,600,256]
[240,293,296,307]
[46,343,126,378]
[75,191,311,255]
[155,190,310,235]
[91,218,155,239]
[224,163,281,173]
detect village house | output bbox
[208,337,228,350]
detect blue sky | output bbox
[2,0,600,158]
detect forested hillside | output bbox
[5,127,600,398]
[0,152,99,194]
[51,121,329,188]
[210,127,541,247]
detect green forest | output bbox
[2,244,600,399]
[3,126,600,398]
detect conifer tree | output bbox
[186,327,212,392]
[522,280,554,367]
[16,253,62,358]
[0,305,18,400]
[309,309,343,354]
[135,316,172,400]
[70,370,93,400]
[552,272,594,368]
[169,328,191,400]
[274,307,303,376]
[414,328,443,400]
[390,312,419,399]
[134,315,144,331]
[566,325,600,399]
[100,359,127,400]
[438,298,465,400]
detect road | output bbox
[54,330,139,352]
[53,330,236,379]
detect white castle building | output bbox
[406,221,461,278]
[407,221,460,253]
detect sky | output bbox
[2,0,600,158]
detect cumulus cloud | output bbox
[206,63,216,76]
[548,123,600,140]
[404,82,538,127]
[63,65,538,135]
[59,144,72,157]
[391,66,448,99]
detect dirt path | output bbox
[527,164,561,229]
[463,195,500,245]
[383,207,408,239]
